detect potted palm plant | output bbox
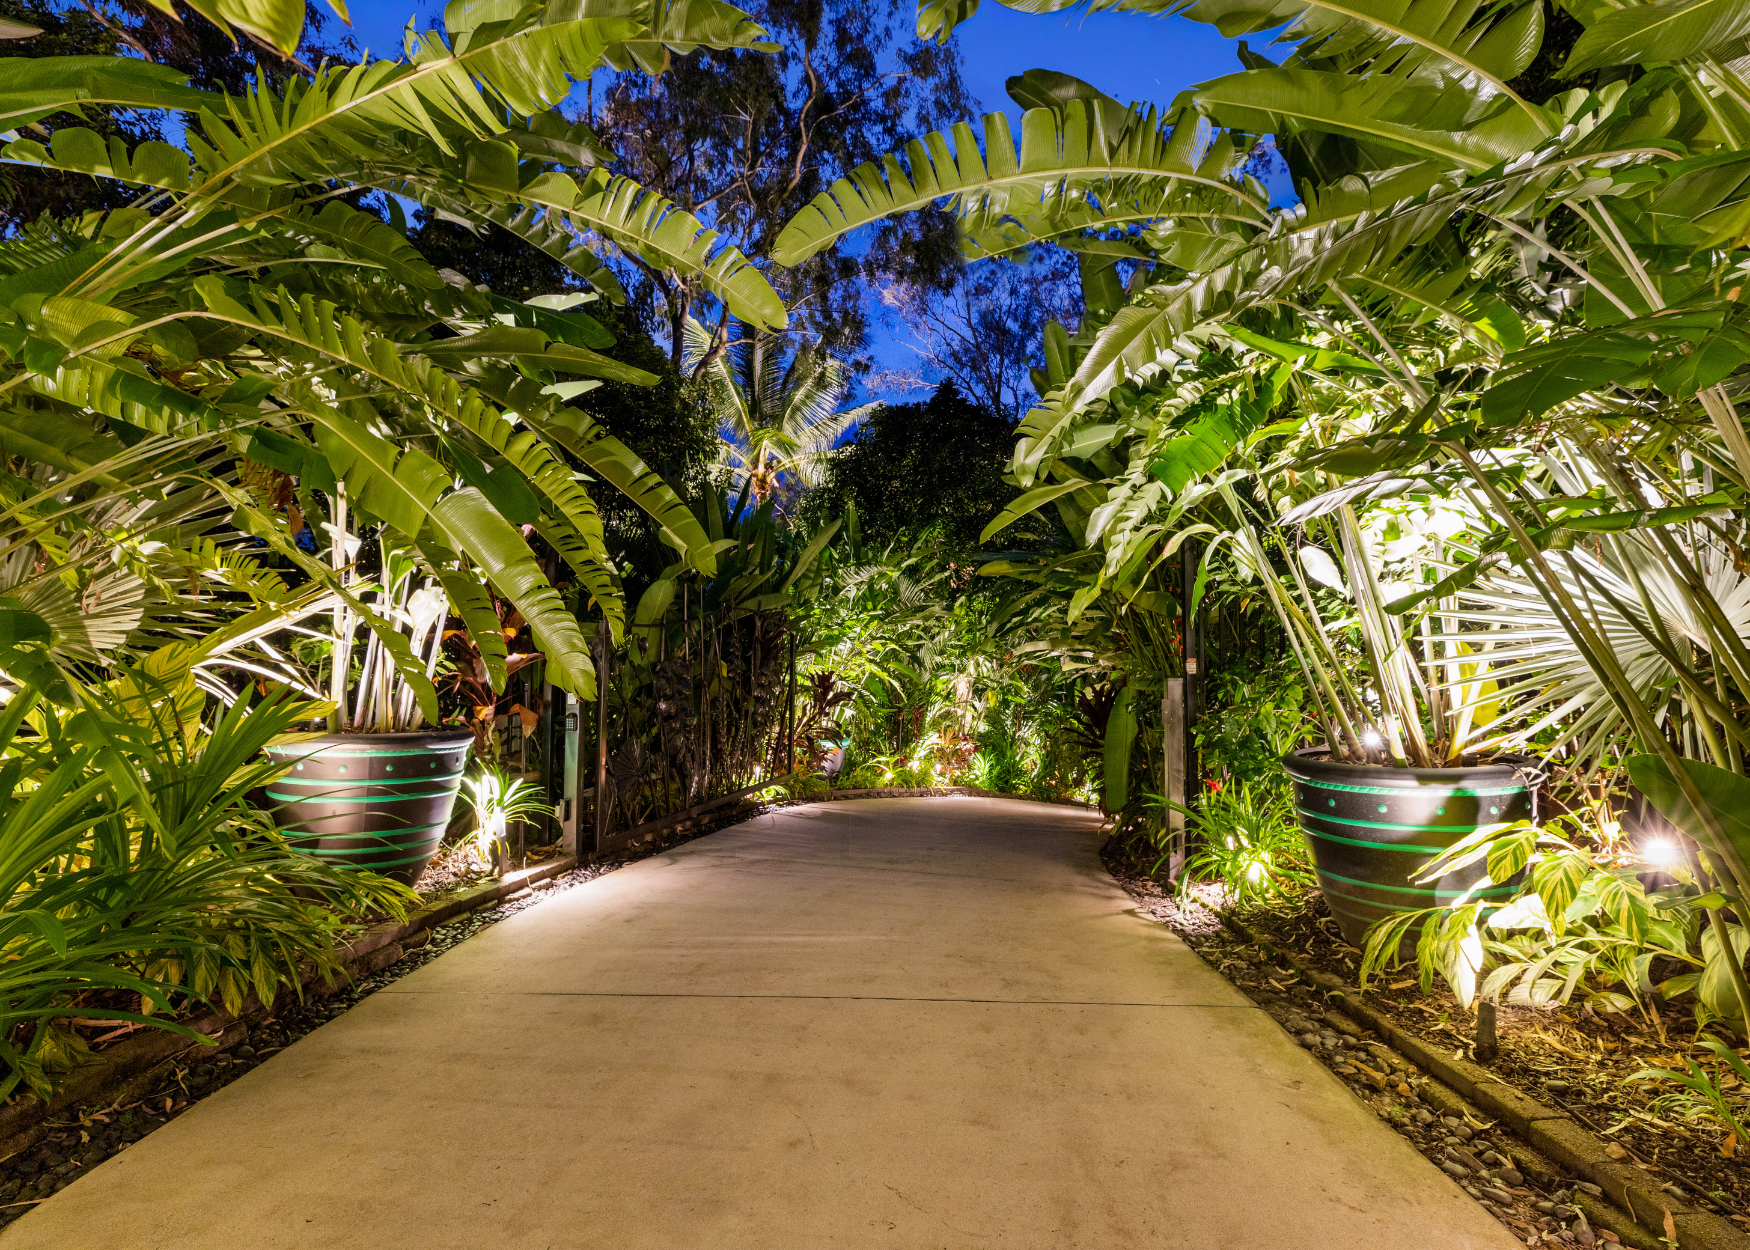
[1230,492,1541,947]
[263,529,475,886]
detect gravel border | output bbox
[1105,848,1750,1250]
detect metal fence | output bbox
[546,607,797,856]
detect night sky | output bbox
[346,1,1280,402]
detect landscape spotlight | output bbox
[1642,837,1681,867]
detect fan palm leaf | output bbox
[683,317,874,502]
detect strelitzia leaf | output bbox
[1564,0,1750,75]
[1189,67,1549,173]
[773,100,1264,267]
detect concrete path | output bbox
[5,796,1518,1249]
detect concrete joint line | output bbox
[375,987,1259,1008]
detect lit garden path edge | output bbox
[3,796,1522,1249]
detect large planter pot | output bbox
[263,731,475,886]
[1282,746,1538,949]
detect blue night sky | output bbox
[344,2,1273,401]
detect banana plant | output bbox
[0,0,788,703]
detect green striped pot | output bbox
[1282,746,1537,949]
[263,731,475,886]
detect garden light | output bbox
[1642,837,1681,867]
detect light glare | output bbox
[1643,838,1680,867]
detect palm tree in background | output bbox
[684,317,875,508]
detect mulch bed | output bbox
[1104,838,1750,1249]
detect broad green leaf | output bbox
[1189,67,1549,172]
[537,171,786,330]
[0,609,50,649]
[1565,0,1750,75]
[1149,390,1277,493]
[1596,875,1649,945]
[778,519,842,595]
[1103,684,1137,810]
[430,488,596,698]
[1226,324,1384,373]
[411,326,656,384]
[525,406,717,575]
[1005,68,1130,135]
[1625,754,1750,893]
[0,56,219,131]
[1530,849,1591,931]
[1481,336,1656,423]
[176,0,313,56]
[918,0,981,41]
[592,0,777,73]
[980,480,1095,543]
[1700,920,1750,1024]
[773,101,1263,267]
[1483,823,1539,884]
[474,204,627,303]
[1003,0,1548,122]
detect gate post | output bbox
[592,619,610,857]
[557,690,582,856]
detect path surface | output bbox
[5,796,1518,1249]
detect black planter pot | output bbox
[1282,746,1538,949]
[263,731,475,886]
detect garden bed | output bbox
[1104,840,1750,1250]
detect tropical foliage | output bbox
[0,0,800,1098]
[683,316,875,507]
[762,0,1750,1038]
[1,1,789,707]
[0,675,409,1101]
[9,0,1750,1118]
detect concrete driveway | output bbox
[3,795,1518,1249]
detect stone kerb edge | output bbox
[1216,912,1750,1250]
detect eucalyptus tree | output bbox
[592,0,976,369]
[880,249,1080,420]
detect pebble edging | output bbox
[1221,910,1750,1250]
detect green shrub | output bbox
[1173,778,1313,907]
[1194,664,1310,786]
[844,765,886,789]
[783,775,834,801]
